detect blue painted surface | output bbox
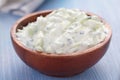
[0,0,119,80]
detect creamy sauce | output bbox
[16,8,108,54]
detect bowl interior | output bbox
[11,10,112,57]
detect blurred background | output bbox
[0,0,120,80]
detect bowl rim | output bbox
[10,10,112,58]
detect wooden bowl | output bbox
[10,10,112,77]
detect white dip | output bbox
[16,8,108,54]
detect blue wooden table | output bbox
[0,0,119,80]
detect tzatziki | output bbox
[16,8,108,54]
